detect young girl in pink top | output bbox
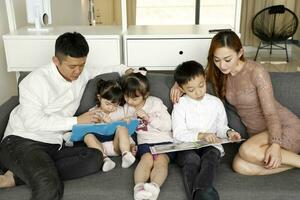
[120,72,175,200]
[84,79,136,172]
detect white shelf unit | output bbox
[123,25,233,71]
[3,26,123,72]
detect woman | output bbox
[171,31,300,175]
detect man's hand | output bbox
[227,131,241,141]
[170,82,183,103]
[125,68,134,75]
[264,143,282,169]
[77,111,101,124]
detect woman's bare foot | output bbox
[0,170,15,188]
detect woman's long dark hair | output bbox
[205,31,245,100]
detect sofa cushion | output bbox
[147,72,175,113]
[0,96,19,141]
[270,72,300,116]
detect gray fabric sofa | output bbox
[0,71,299,200]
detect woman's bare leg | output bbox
[233,131,300,175]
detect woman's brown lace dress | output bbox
[226,60,300,153]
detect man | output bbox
[0,32,130,200]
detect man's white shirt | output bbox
[4,62,128,145]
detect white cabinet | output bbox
[3,26,122,72]
[124,25,232,70]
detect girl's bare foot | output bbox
[0,170,15,188]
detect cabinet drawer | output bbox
[126,38,211,68]
[4,38,121,71]
[86,39,121,67]
[4,39,55,71]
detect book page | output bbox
[150,138,245,154]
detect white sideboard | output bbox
[123,25,233,70]
[3,26,122,72]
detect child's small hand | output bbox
[198,133,219,143]
[122,117,132,124]
[101,114,112,123]
[227,131,241,141]
[135,109,149,121]
[130,144,137,156]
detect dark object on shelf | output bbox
[252,5,298,62]
[208,28,232,33]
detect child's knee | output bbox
[83,133,95,142]
[116,126,129,135]
[141,153,154,165]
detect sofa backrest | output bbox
[75,71,300,139]
[270,72,300,116]
[3,71,299,141]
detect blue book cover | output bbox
[71,119,139,142]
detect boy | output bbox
[172,60,241,200]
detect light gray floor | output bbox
[244,44,300,72]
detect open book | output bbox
[150,138,245,154]
[71,119,139,142]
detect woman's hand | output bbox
[170,82,183,104]
[264,143,282,169]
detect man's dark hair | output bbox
[174,60,205,87]
[55,32,89,61]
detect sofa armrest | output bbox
[0,96,19,140]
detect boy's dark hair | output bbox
[96,79,123,106]
[55,32,89,62]
[120,72,149,99]
[174,60,205,87]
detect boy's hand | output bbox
[170,82,183,104]
[198,133,219,143]
[227,131,241,141]
[77,111,101,124]
[135,109,150,121]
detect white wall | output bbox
[0,1,17,104]
[0,0,90,104]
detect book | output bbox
[149,138,245,154]
[71,119,139,142]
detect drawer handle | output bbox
[179,51,183,55]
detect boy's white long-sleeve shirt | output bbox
[124,96,173,145]
[172,93,230,155]
[4,62,128,145]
